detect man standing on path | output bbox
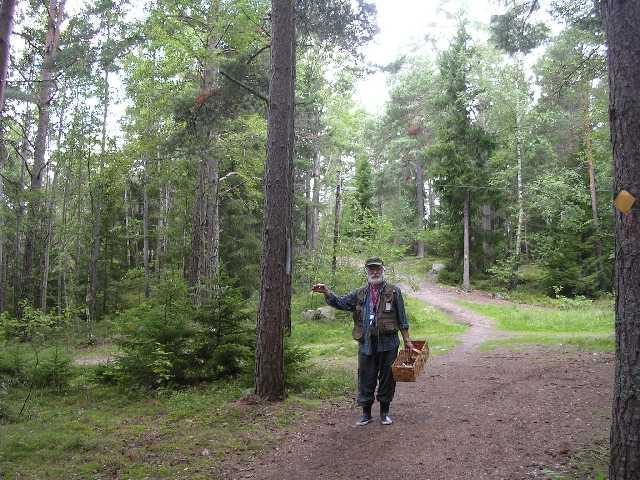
[312,257,419,426]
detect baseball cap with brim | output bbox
[364,257,384,268]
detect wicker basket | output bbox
[392,340,429,382]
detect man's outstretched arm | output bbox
[311,284,357,312]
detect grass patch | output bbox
[457,300,614,352]
[457,301,613,334]
[404,297,467,355]
[480,334,614,353]
[0,376,342,479]
[543,441,609,479]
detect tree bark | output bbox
[481,204,492,268]
[304,168,311,248]
[40,160,57,312]
[462,189,470,291]
[0,0,17,112]
[331,169,342,278]
[582,93,605,290]
[415,161,425,258]
[186,22,221,301]
[24,0,66,307]
[602,2,640,478]
[427,178,435,228]
[142,154,150,298]
[255,0,295,401]
[510,121,525,290]
[310,147,320,252]
[156,182,169,274]
[13,110,28,314]
[88,66,109,321]
[123,183,132,267]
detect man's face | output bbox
[366,265,384,285]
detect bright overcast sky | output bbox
[354,0,496,114]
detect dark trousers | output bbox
[357,347,398,407]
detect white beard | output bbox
[368,273,384,285]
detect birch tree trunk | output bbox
[124,183,132,267]
[415,161,425,258]
[427,178,435,228]
[601,2,640,478]
[0,0,18,310]
[142,154,150,298]
[510,118,525,289]
[0,0,17,112]
[255,0,295,401]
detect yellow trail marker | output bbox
[614,190,636,214]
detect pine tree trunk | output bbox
[415,162,425,258]
[88,67,109,321]
[255,0,295,401]
[304,169,311,249]
[331,169,342,278]
[156,183,169,274]
[40,191,54,311]
[481,204,492,269]
[582,94,605,290]
[462,189,470,291]
[310,147,320,252]
[0,124,7,311]
[24,0,66,307]
[13,116,28,314]
[57,172,68,316]
[0,0,17,112]
[186,24,221,300]
[602,1,640,478]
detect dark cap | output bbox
[364,257,384,268]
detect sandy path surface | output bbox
[221,280,613,480]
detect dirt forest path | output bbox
[221,279,614,480]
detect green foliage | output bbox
[487,256,520,288]
[490,1,550,55]
[0,301,67,342]
[354,156,374,211]
[101,275,254,388]
[29,349,74,391]
[0,345,74,392]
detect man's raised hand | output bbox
[311,283,330,295]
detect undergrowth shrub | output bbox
[98,274,255,388]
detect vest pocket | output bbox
[378,315,398,334]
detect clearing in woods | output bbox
[221,279,613,480]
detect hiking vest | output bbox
[351,282,400,342]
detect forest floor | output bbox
[220,278,614,480]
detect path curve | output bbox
[220,280,613,480]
